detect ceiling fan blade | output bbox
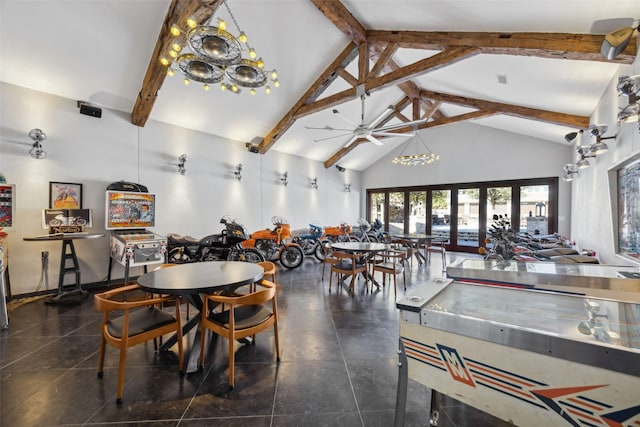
[305,125,354,132]
[366,135,384,146]
[367,105,394,130]
[375,118,427,132]
[332,108,359,128]
[343,134,360,148]
[314,132,354,142]
[371,131,416,138]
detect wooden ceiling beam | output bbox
[367,30,637,63]
[420,89,590,128]
[131,0,222,127]
[424,110,497,128]
[258,43,360,153]
[310,0,366,44]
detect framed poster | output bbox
[0,184,15,230]
[49,182,82,209]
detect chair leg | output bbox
[97,334,106,377]
[116,346,128,404]
[328,269,333,291]
[199,322,206,368]
[228,333,235,390]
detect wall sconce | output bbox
[28,128,47,159]
[617,75,640,131]
[234,163,243,181]
[587,124,616,155]
[177,154,187,175]
[280,172,288,186]
[562,164,578,181]
[310,177,318,190]
[344,183,351,193]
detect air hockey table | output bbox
[395,278,640,427]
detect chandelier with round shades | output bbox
[161,0,279,95]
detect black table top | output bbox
[24,233,105,241]
[331,242,390,252]
[136,261,264,295]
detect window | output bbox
[367,178,557,253]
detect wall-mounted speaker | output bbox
[77,101,102,118]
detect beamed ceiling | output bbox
[1,0,638,171]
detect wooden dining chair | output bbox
[321,242,337,281]
[94,283,184,404]
[371,250,406,294]
[199,279,280,390]
[153,263,190,318]
[258,261,277,283]
[426,237,449,270]
[329,251,368,293]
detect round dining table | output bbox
[137,261,264,372]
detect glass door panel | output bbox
[369,192,386,230]
[520,185,549,235]
[409,191,427,233]
[486,187,512,247]
[388,192,405,234]
[457,188,480,247]
[431,189,451,240]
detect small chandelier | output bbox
[392,129,439,166]
[162,0,279,95]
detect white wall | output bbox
[362,121,574,236]
[0,83,361,296]
[570,59,640,266]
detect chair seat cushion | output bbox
[334,261,366,270]
[209,305,273,330]
[108,307,176,338]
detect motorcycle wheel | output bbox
[313,242,325,261]
[227,248,265,263]
[168,247,192,264]
[366,233,379,243]
[279,245,304,269]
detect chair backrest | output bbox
[258,261,277,281]
[205,279,276,308]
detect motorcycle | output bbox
[349,218,375,242]
[242,216,304,269]
[321,222,353,243]
[292,223,325,261]
[367,218,389,243]
[166,216,264,264]
[479,214,598,264]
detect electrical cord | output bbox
[34,251,49,293]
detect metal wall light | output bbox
[28,128,47,159]
[234,163,243,181]
[310,177,318,190]
[177,154,188,175]
[587,124,616,155]
[344,183,351,193]
[562,164,578,181]
[280,172,288,186]
[617,75,640,131]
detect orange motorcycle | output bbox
[242,216,305,269]
[321,222,354,243]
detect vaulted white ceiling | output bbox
[1,0,638,171]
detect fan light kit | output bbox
[161,0,279,94]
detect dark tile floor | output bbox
[1,251,514,426]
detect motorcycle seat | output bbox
[167,233,200,244]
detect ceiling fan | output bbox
[305,91,426,148]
